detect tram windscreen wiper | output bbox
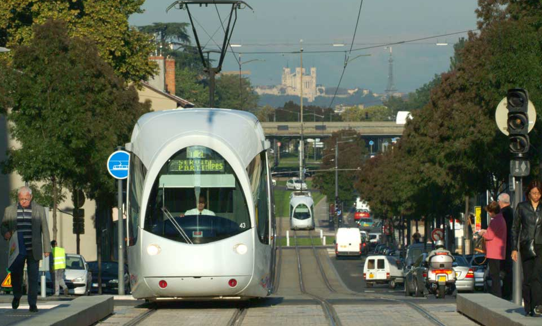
[161,206,193,244]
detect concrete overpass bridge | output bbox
[261,121,404,138]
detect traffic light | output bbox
[507,89,531,177]
[72,208,85,235]
[507,89,530,155]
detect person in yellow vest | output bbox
[50,240,69,296]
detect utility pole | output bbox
[299,43,304,182]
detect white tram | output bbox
[125,109,276,300]
[289,194,315,230]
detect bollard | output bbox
[323,236,326,246]
[41,272,46,298]
[320,229,323,238]
[286,231,289,247]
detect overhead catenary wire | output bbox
[327,0,365,110]
[234,29,478,55]
[215,3,241,66]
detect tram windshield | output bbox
[293,204,311,220]
[144,146,251,244]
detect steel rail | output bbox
[309,231,336,293]
[294,231,342,326]
[124,306,157,326]
[272,216,283,294]
[228,306,248,326]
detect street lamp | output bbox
[238,53,265,95]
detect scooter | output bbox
[424,253,456,299]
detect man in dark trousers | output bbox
[1,186,51,312]
[498,193,514,300]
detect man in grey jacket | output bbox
[1,186,51,313]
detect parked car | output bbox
[453,255,475,293]
[293,179,307,190]
[465,254,488,291]
[364,255,404,289]
[64,254,92,295]
[368,233,382,248]
[88,261,130,294]
[286,178,300,190]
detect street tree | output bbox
[215,74,259,110]
[312,130,366,202]
[1,20,150,241]
[0,0,156,82]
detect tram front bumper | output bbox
[143,275,252,298]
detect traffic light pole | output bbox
[513,177,523,305]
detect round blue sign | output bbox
[369,140,374,146]
[107,150,130,179]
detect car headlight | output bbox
[108,279,119,284]
[73,277,85,283]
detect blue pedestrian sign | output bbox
[369,140,374,146]
[107,150,130,179]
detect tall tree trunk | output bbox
[52,176,57,241]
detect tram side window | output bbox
[128,153,147,246]
[247,152,270,244]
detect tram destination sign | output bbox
[169,159,225,172]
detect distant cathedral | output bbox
[255,67,325,102]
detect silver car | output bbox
[64,254,92,295]
[453,255,475,292]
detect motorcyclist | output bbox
[425,240,455,263]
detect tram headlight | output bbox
[147,244,161,256]
[234,243,248,255]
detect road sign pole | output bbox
[117,176,125,295]
[513,177,522,305]
[107,148,130,296]
[117,147,125,295]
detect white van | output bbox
[363,255,404,289]
[335,227,362,258]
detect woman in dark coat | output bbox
[512,180,542,316]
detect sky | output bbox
[130,0,479,94]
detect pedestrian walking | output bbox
[497,193,514,300]
[478,201,506,298]
[511,180,542,317]
[1,186,51,313]
[51,240,69,296]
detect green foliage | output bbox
[274,101,339,122]
[1,20,150,237]
[312,130,367,202]
[342,105,393,122]
[255,105,275,122]
[138,22,204,73]
[356,0,542,221]
[215,74,259,110]
[0,0,156,82]
[175,67,208,107]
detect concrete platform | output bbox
[457,293,541,326]
[19,295,113,326]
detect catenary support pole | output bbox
[513,177,522,305]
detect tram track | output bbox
[308,231,336,294]
[294,230,342,326]
[228,306,248,326]
[272,215,283,294]
[123,305,158,326]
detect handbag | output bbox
[474,236,486,254]
[7,231,27,270]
